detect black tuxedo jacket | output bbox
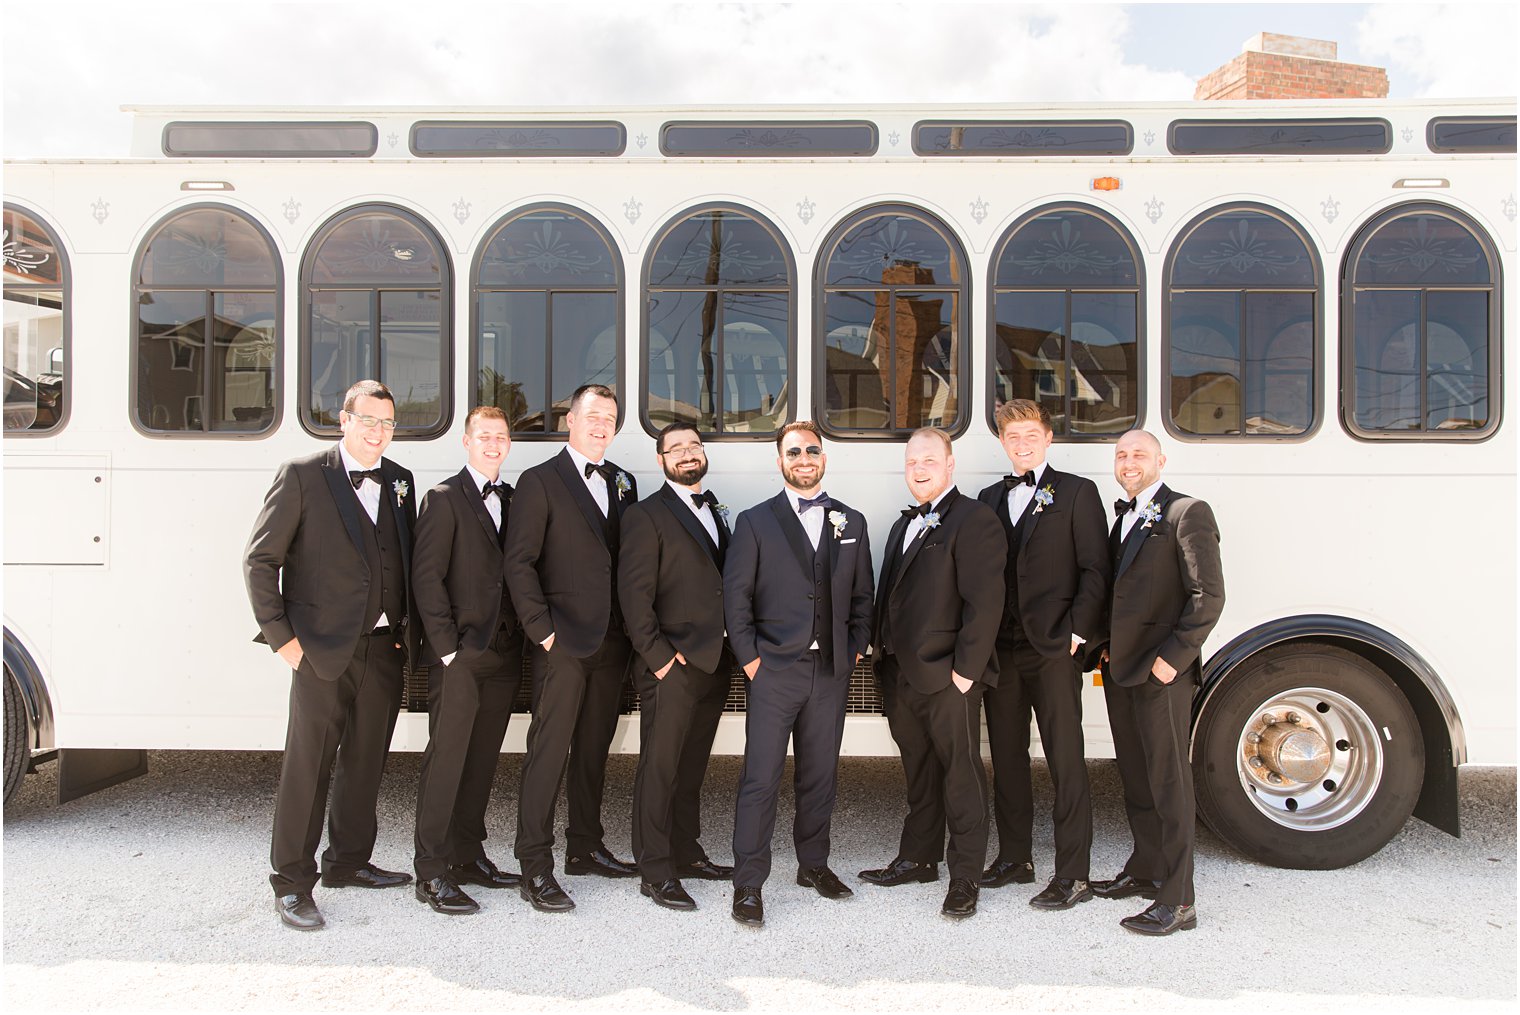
[1105,484,1225,687]
[244,445,419,681]
[505,448,638,659]
[618,483,731,676]
[723,492,873,680]
[411,468,520,667]
[977,467,1111,662]
[873,487,1006,694]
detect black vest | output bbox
[810,533,834,667]
[997,492,1031,642]
[359,497,405,632]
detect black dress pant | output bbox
[270,632,403,896]
[983,637,1093,879]
[879,657,990,884]
[413,628,524,881]
[631,653,730,882]
[732,653,848,888]
[1102,667,1196,907]
[515,631,631,878]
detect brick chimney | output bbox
[1195,33,1389,100]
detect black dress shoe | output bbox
[676,857,734,881]
[416,876,480,915]
[320,863,412,889]
[1121,902,1198,936]
[641,878,697,911]
[941,877,979,919]
[732,886,764,926]
[859,858,939,886]
[796,866,854,899]
[979,858,1036,888]
[1091,872,1162,901]
[520,873,575,912]
[1029,877,1094,911]
[564,848,639,879]
[450,857,521,889]
[275,892,325,931]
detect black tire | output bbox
[3,666,29,806]
[1192,644,1423,870]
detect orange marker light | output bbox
[1090,177,1122,192]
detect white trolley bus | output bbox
[4,100,1514,870]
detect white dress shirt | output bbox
[668,479,719,545]
[786,488,828,550]
[1119,479,1165,541]
[566,445,610,517]
[337,442,388,629]
[902,488,952,553]
[1005,461,1049,524]
[467,462,504,532]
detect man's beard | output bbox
[782,463,823,491]
[663,458,709,485]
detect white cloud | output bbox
[1356,2,1519,97]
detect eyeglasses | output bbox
[783,445,824,460]
[658,443,706,458]
[343,411,398,431]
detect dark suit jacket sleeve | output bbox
[244,458,302,652]
[1157,498,1225,674]
[847,519,874,663]
[618,505,676,673]
[953,507,1007,682]
[1070,478,1112,644]
[411,484,458,660]
[504,467,554,646]
[722,510,761,667]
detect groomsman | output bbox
[244,379,418,931]
[410,406,524,915]
[1095,429,1224,935]
[976,400,1109,910]
[619,422,735,911]
[506,384,639,912]
[724,421,874,927]
[860,428,1004,919]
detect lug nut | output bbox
[1247,732,1262,744]
[1266,772,1283,784]
[1248,756,1264,768]
[1286,712,1301,724]
[1261,713,1278,726]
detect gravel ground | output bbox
[3,751,1514,1012]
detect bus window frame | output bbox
[3,202,71,438]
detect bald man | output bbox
[1095,429,1224,936]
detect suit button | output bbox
[807,594,815,600]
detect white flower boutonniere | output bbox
[392,479,409,505]
[1033,484,1055,514]
[714,503,731,525]
[828,509,848,540]
[614,471,632,500]
[922,510,942,532]
[1139,500,1163,529]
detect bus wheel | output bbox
[3,666,27,805]
[1192,644,1423,870]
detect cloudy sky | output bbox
[3,1,1515,157]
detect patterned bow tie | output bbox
[1004,471,1036,489]
[690,491,717,509]
[482,480,509,501]
[901,501,932,519]
[349,468,382,490]
[796,493,831,513]
[1114,497,1137,518]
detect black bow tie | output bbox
[482,480,508,501]
[901,501,932,519]
[1004,471,1036,489]
[349,468,382,490]
[690,491,717,509]
[796,493,831,513]
[584,461,615,481]
[1114,497,1137,518]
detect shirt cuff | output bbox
[1071,634,1087,645]
[441,651,457,666]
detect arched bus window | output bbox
[815,205,969,438]
[988,205,1142,438]
[643,204,794,437]
[3,204,69,435]
[132,205,280,436]
[1164,204,1320,439]
[472,205,621,436]
[301,205,450,436]
[1342,203,1501,440]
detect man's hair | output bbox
[569,383,618,416]
[465,405,508,432]
[907,426,953,455]
[775,419,823,452]
[994,398,1051,435]
[656,421,702,454]
[343,379,394,413]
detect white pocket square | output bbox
[841,538,858,544]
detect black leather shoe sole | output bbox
[859,866,938,887]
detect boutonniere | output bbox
[828,509,848,540]
[614,471,632,500]
[1033,484,1055,514]
[922,510,942,532]
[714,503,731,525]
[392,479,409,505]
[1139,500,1162,529]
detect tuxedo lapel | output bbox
[1017,470,1057,556]
[879,515,909,594]
[894,487,959,591]
[1116,483,1171,579]
[381,459,412,577]
[458,469,500,546]
[659,484,721,567]
[714,500,730,568]
[321,446,369,566]
[553,449,610,548]
[767,492,814,579]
